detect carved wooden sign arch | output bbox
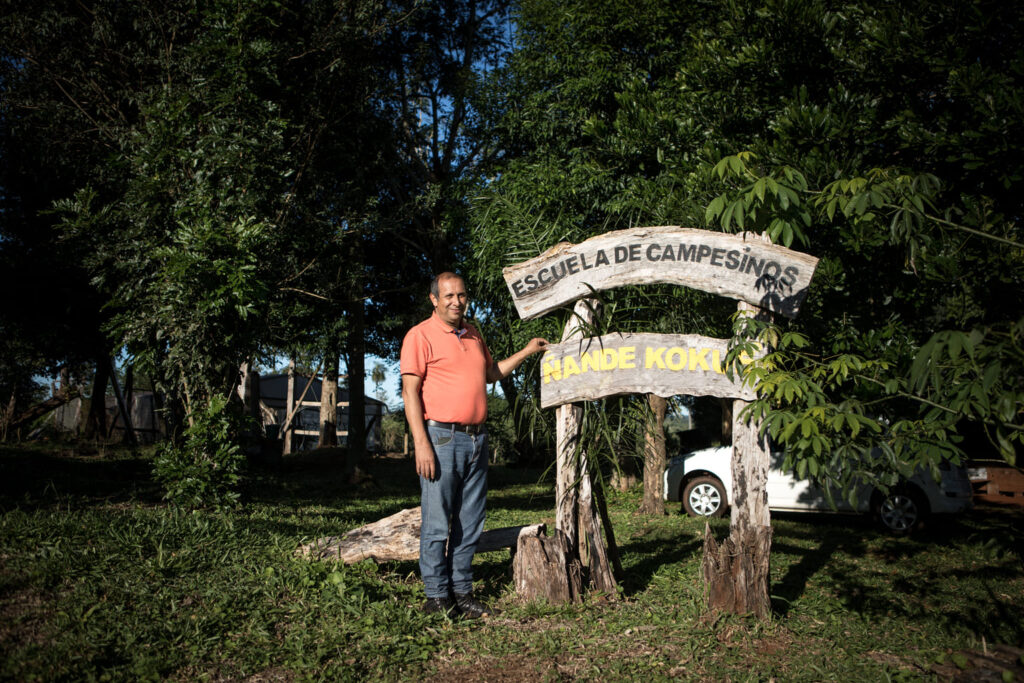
[502,227,818,407]
[502,225,818,321]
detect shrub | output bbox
[380,411,407,453]
[153,395,244,508]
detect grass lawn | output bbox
[1,442,1022,681]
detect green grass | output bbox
[1,443,1022,682]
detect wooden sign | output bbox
[539,332,760,408]
[503,226,818,320]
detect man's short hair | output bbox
[430,272,464,298]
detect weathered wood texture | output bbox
[512,531,584,604]
[552,298,619,596]
[555,299,600,551]
[295,506,546,563]
[703,236,774,619]
[502,226,818,320]
[540,332,757,408]
[578,469,617,593]
[700,521,773,618]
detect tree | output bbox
[639,394,667,515]
[2,0,405,501]
[472,0,1024,615]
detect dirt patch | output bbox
[425,653,563,682]
[0,585,54,650]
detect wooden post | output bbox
[555,298,599,553]
[578,455,617,593]
[283,360,295,455]
[549,297,618,596]
[702,233,774,619]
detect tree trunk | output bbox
[578,457,617,593]
[702,244,773,619]
[107,358,137,448]
[702,397,772,617]
[319,349,339,448]
[82,355,110,440]
[283,360,295,455]
[555,298,600,552]
[346,298,366,473]
[720,397,733,443]
[122,364,135,444]
[555,401,582,553]
[1,389,14,441]
[551,297,618,597]
[639,393,667,515]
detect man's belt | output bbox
[426,419,486,435]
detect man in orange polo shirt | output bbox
[401,272,548,618]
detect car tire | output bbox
[872,485,929,534]
[682,476,727,518]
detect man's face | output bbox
[430,276,468,328]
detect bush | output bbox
[152,395,244,508]
[486,395,517,464]
[380,411,407,453]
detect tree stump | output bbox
[512,530,583,604]
[701,521,772,618]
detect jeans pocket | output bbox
[432,433,453,447]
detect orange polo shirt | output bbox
[400,312,494,425]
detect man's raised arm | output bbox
[486,337,550,384]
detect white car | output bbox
[664,446,973,533]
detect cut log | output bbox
[295,506,546,564]
[512,530,583,604]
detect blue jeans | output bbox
[419,424,488,598]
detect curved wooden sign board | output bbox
[503,226,818,320]
[539,333,759,409]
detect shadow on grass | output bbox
[617,533,705,596]
[767,507,1024,643]
[0,446,164,510]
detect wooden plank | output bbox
[539,332,758,408]
[502,226,818,320]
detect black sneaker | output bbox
[454,593,498,619]
[421,596,456,616]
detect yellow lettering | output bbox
[619,346,636,369]
[601,349,618,371]
[645,346,666,369]
[689,347,710,371]
[739,342,762,366]
[712,349,725,374]
[580,349,601,373]
[542,358,562,384]
[563,356,581,378]
[666,347,687,371]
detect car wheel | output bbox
[682,476,727,518]
[873,486,929,534]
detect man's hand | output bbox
[524,337,550,355]
[489,337,552,382]
[414,437,437,480]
